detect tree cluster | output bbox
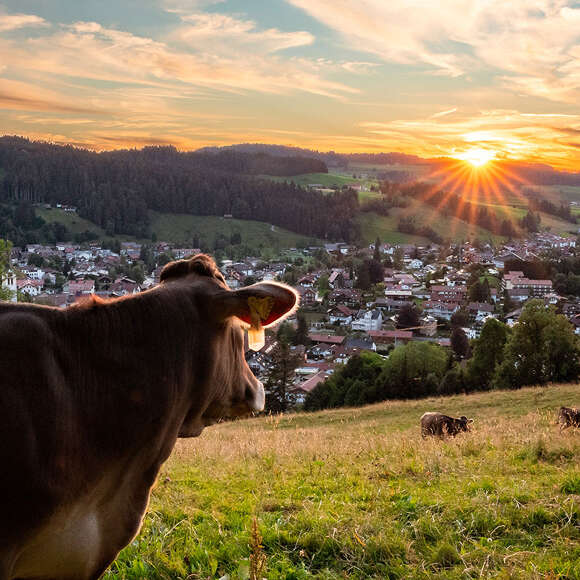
[305,301,579,411]
[397,216,443,244]
[528,196,575,223]
[0,137,359,242]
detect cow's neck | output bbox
[60,286,208,474]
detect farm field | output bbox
[107,383,580,579]
[36,207,107,237]
[263,172,361,188]
[148,212,321,248]
[35,207,322,249]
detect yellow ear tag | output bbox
[247,296,274,351]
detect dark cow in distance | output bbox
[421,412,473,437]
[0,254,297,580]
[557,406,580,430]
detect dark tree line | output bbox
[397,216,443,244]
[528,196,575,223]
[0,137,358,241]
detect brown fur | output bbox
[0,254,296,580]
[421,412,473,437]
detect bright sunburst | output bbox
[453,148,496,168]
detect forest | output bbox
[0,137,357,242]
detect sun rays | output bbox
[398,149,537,241]
[453,148,496,168]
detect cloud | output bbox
[0,78,107,114]
[0,19,353,99]
[0,10,48,32]
[431,108,457,119]
[174,12,314,53]
[286,0,580,102]
[359,108,580,169]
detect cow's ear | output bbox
[213,282,299,328]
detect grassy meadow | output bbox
[107,384,580,579]
[36,207,321,249]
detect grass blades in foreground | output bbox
[107,384,580,579]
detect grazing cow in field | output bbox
[557,406,580,430]
[0,254,297,580]
[420,412,473,437]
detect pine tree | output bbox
[264,340,302,413]
[373,236,381,262]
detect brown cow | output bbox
[557,406,580,430]
[421,412,473,437]
[0,254,297,580]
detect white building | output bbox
[351,309,383,332]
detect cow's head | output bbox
[160,254,298,436]
[456,416,473,433]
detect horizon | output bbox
[0,1,579,171]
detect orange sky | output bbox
[0,1,579,170]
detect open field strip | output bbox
[108,384,580,579]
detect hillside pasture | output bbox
[107,383,580,579]
[148,211,322,248]
[36,207,106,236]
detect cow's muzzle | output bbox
[246,380,265,413]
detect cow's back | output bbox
[421,412,445,436]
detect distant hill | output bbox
[197,143,426,169]
[0,136,357,243]
[202,144,580,186]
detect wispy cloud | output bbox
[0,9,48,32]
[431,108,457,119]
[174,12,314,53]
[286,0,580,103]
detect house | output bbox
[17,278,43,297]
[328,304,354,325]
[430,285,467,303]
[467,302,494,320]
[328,270,345,289]
[505,308,523,327]
[507,288,530,303]
[351,309,383,332]
[64,279,95,295]
[292,371,329,403]
[420,315,437,336]
[297,274,316,288]
[423,300,460,320]
[109,277,141,297]
[369,330,413,352]
[328,289,362,309]
[308,334,346,346]
[297,286,317,305]
[512,278,553,296]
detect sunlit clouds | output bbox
[0,0,578,169]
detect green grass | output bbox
[263,172,360,188]
[36,208,106,236]
[106,383,580,579]
[356,199,504,245]
[148,211,322,248]
[36,207,322,249]
[355,212,431,245]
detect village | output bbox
[1,228,578,407]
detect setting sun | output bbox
[454,148,497,168]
